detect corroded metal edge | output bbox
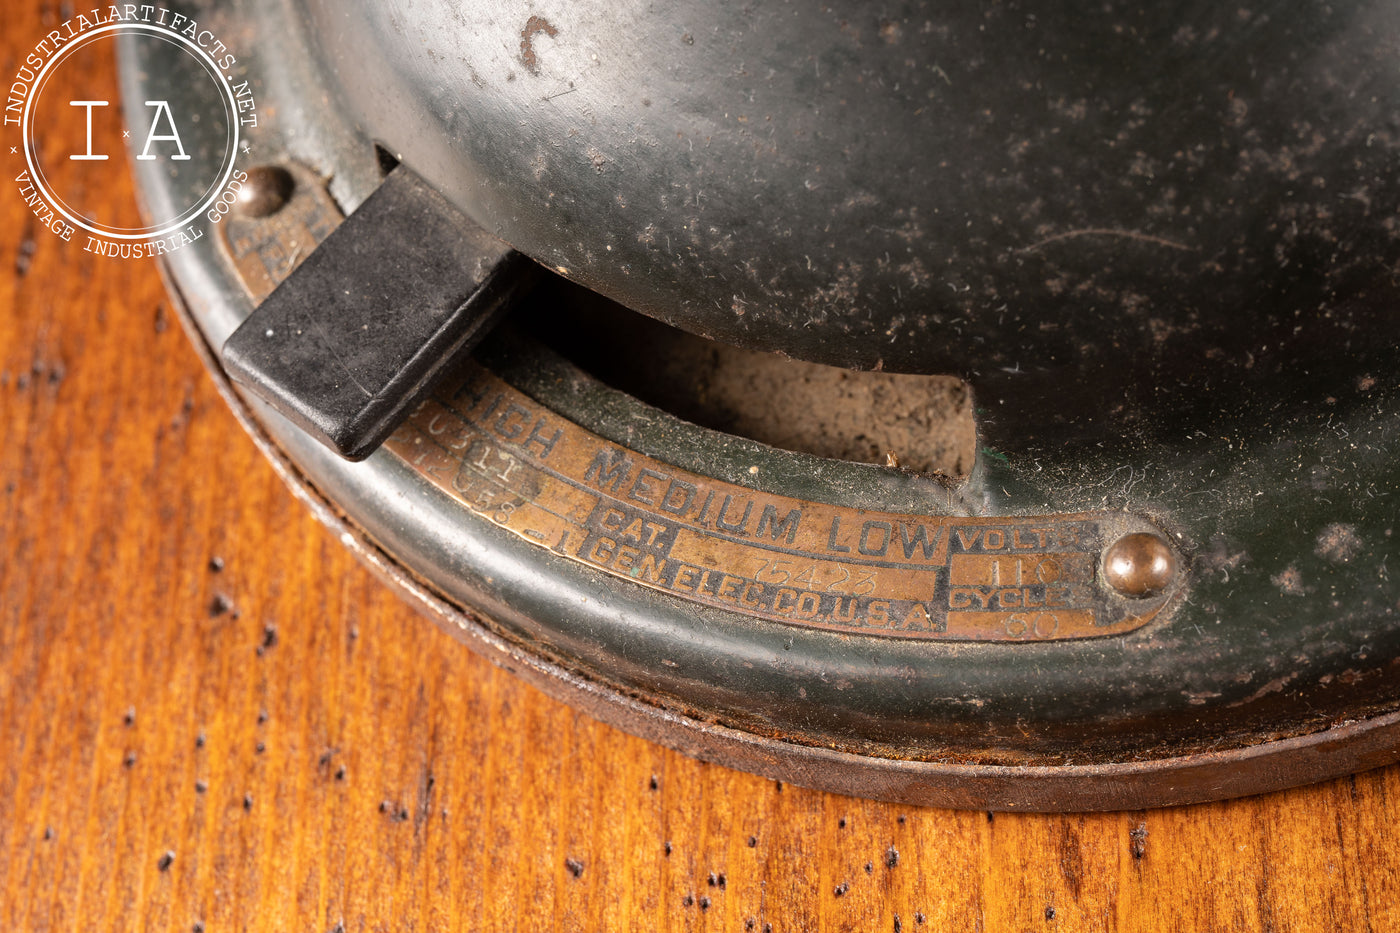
[161,262,1400,812]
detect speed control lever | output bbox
[222,164,536,461]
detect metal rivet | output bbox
[1103,532,1176,598]
[236,165,295,218]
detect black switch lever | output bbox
[222,164,536,460]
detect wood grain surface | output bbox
[3,5,1399,930]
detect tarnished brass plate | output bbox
[387,369,1176,641]
[219,162,342,303]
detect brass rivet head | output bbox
[235,165,295,218]
[1103,532,1176,599]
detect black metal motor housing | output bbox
[299,1,1400,370]
[123,0,1400,810]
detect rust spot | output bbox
[1235,674,1299,706]
[1316,523,1362,564]
[1272,565,1307,596]
[586,145,610,174]
[520,16,559,75]
[1225,93,1248,127]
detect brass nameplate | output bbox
[387,368,1172,642]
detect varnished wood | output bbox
[3,6,1399,929]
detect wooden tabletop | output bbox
[2,5,1399,929]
